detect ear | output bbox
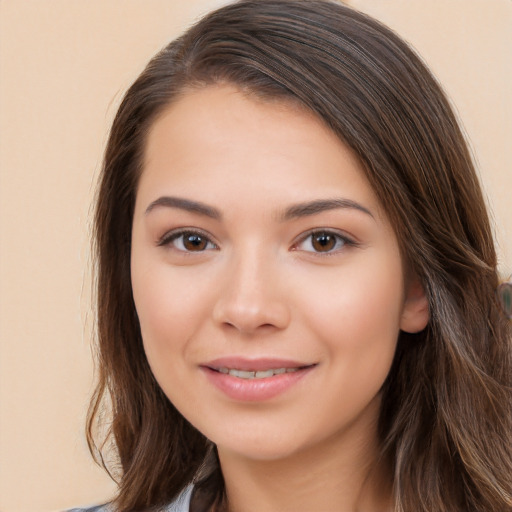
[400,276,429,333]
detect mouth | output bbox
[200,358,316,401]
[209,366,312,379]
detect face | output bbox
[131,85,428,462]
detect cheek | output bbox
[131,264,214,415]
[298,253,404,370]
[131,259,211,366]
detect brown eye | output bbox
[183,233,208,251]
[159,230,217,252]
[294,230,352,254]
[311,232,337,252]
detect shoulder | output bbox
[65,506,111,512]
[65,485,194,512]
[165,484,194,511]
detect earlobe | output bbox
[400,277,429,333]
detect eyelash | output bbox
[157,229,218,252]
[291,229,357,255]
[157,228,357,255]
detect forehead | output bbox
[139,84,386,221]
[144,84,334,164]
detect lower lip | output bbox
[201,366,314,401]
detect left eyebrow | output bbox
[144,196,221,219]
[279,198,374,221]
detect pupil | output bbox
[184,234,206,251]
[312,233,335,252]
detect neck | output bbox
[217,421,393,512]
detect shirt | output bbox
[66,484,194,512]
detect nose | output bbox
[212,250,291,335]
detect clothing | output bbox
[66,484,194,512]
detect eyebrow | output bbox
[144,196,373,221]
[145,196,222,219]
[280,198,374,221]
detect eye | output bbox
[293,230,354,254]
[158,230,218,252]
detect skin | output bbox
[131,85,429,511]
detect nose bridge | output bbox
[213,241,290,333]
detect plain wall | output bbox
[0,1,510,511]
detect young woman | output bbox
[74,1,512,511]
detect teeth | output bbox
[232,370,255,379]
[217,367,300,379]
[255,370,274,378]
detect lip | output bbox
[204,356,311,371]
[200,357,316,401]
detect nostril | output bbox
[212,296,291,333]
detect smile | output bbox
[213,367,301,379]
[201,360,316,401]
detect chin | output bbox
[218,442,302,463]
[212,426,316,463]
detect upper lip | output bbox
[202,357,315,371]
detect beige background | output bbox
[0,1,510,511]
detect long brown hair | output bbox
[88,1,512,510]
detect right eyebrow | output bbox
[280,198,374,221]
[144,196,222,220]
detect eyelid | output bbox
[156,227,357,254]
[157,227,219,251]
[291,228,358,255]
